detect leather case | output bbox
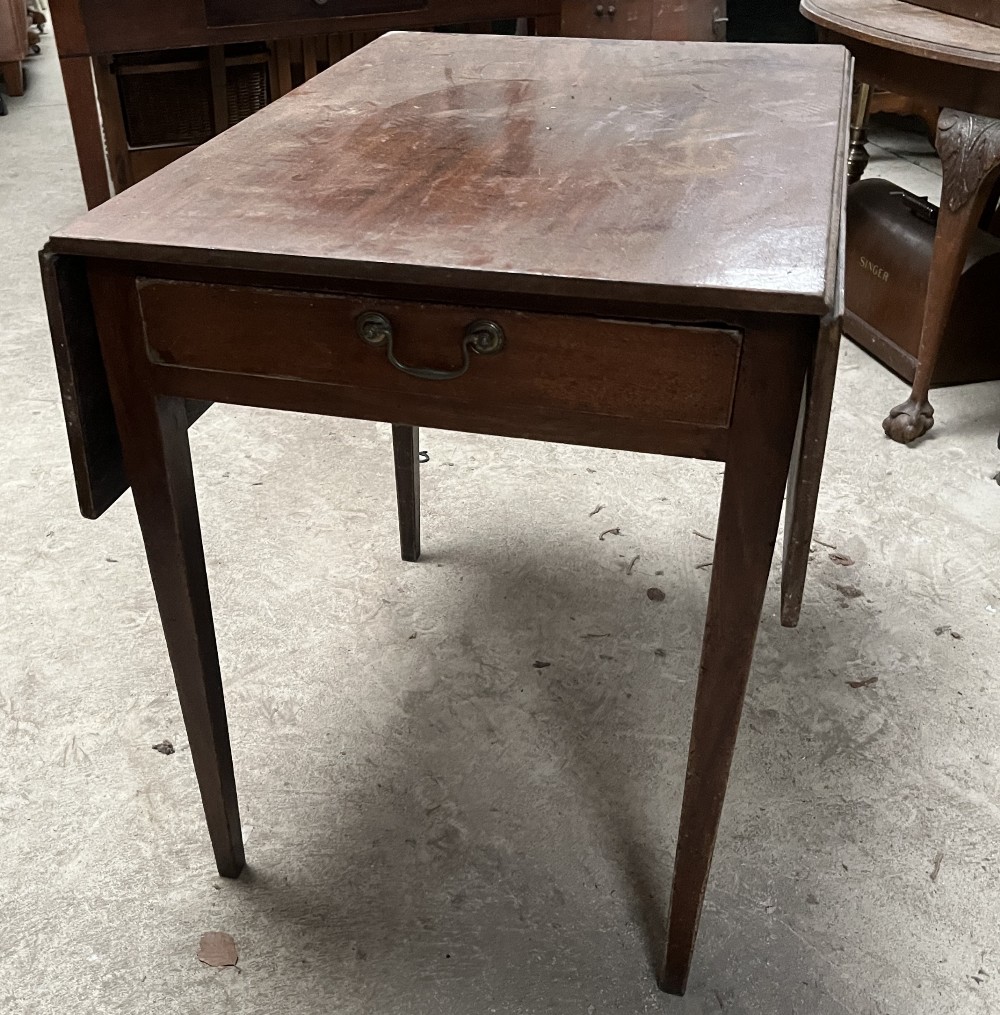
[844,178,1000,387]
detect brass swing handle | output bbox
[355,312,505,381]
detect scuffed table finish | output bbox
[42,33,851,995]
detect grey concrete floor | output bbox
[2,34,1000,1015]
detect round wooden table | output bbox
[802,0,1000,443]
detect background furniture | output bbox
[802,0,1000,444]
[0,0,30,106]
[844,178,1000,385]
[906,0,1000,29]
[42,32,849,995]
[49,0,725,210]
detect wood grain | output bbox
[87,263,245,879]
[62,0,556,56]
[51,34,850,316]
[391,424,421,561]
[204,0,429,28]
[41,33,849,989]
[900,0,1000,31]
[136,280,743,429]
[801,0,1000,71]
[55,56,110,208]
[660,323,812,993]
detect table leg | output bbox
[847,82,872,186]
[57,55,112,209]
[1,61,24,97]
[884,109,1000,444]
[392,423,421,562]
[90,267,245,878]
[780,316,841,628]
[659,326,810,995]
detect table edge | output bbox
[44,237,835,318]
[801,0,1000,71]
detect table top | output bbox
[801,0,1000,72]
[51,32,850,316]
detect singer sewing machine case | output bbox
[843,178,1000,386]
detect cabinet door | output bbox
[561,0,654,40]
[561,0,725,40]
[651,0,726,40]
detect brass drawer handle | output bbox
[356,312,505,381]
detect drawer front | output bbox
[137,280,741,429]
[561,0,653,40]
[204,0,428,28]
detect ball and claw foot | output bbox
[883,398,934,444]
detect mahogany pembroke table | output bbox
[42,33,851,994]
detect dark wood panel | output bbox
[40,250,119,519]
[561,0,653,39]
[41,251,211,519]
[137,280,742,427]
[67,0,554,55]
[205,0,428,28]
[905,0,1000,29]
[819,32,1000,119]
[57,55,111,207]
[801,0,1000,72]
[150,358,732,460]
[562,0,722,39]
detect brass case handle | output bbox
[356,312,505,381]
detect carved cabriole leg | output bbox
[847,83,872,186]
[884,109,1000,444]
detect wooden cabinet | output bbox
[561,0,724,40]
[204,0,428,28]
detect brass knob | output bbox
[464,320,505,356]
[356,311,392,347]
[595,4,604,14]
[607,4,616,12]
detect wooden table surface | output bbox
[52,33,850,316]
[801,0,1000,70]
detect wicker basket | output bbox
[226,61,269,128]
[116,46,269,149]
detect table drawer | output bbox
[561,0,653,40]
[137,280,742,429]
[203,0,427,28]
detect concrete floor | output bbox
[2,33,1000,1015]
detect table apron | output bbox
[149,360,732,460]
[820,30,1000,120]
[134,277,744,460]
